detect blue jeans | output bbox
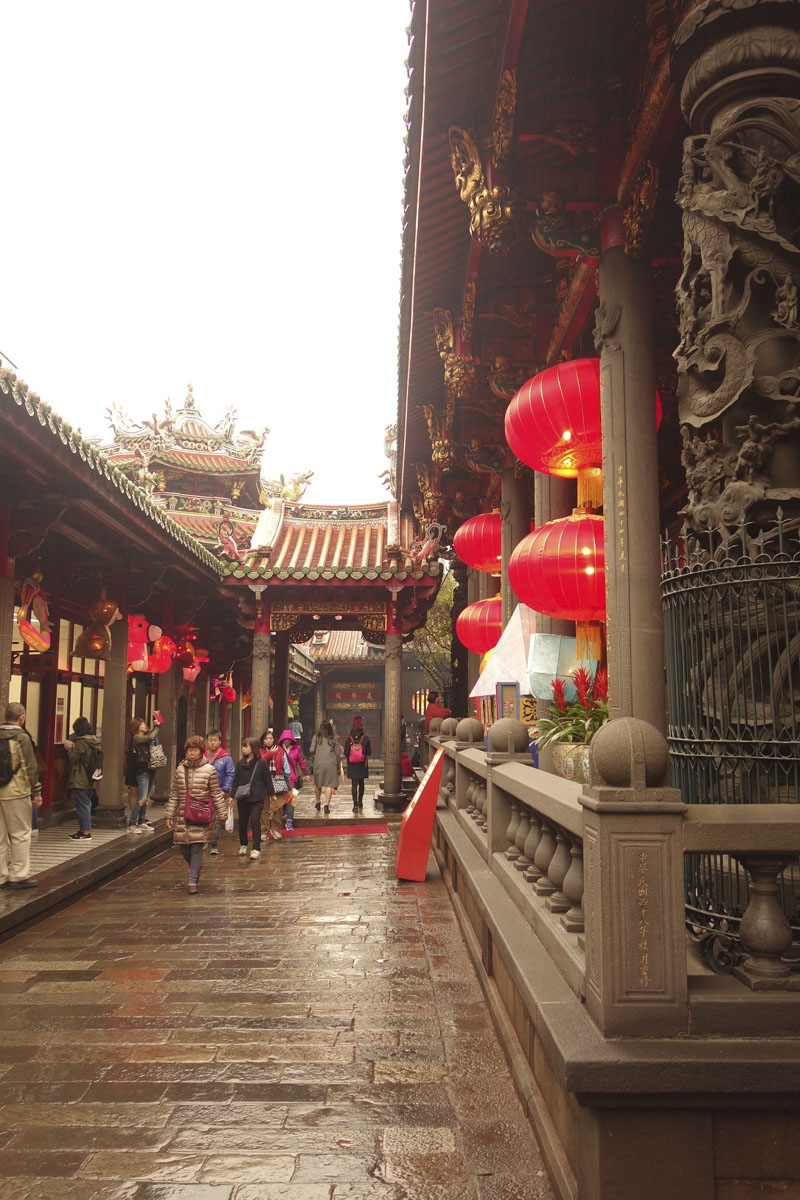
[180,843,204,883]
[129,771,154,827]
[73,788,93,832]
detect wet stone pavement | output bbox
[0,818,555,1200]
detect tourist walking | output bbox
[204,728,235,856]
[343,715,371,812]
[65,716,102,840]
[230,737,270,859]
[424,691,451,731]
[0,702,42,889]
[260,733,291,839]
[126,717,160,834]
[309,719,343,815]
[164,735,228,894]
[277,729,307,831]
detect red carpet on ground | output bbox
[282,823,389,838]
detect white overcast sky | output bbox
[2,1,411,505]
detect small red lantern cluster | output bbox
[455,596,502,655]
[453,511,502,575]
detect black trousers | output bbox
[350,778,365,805]
[237,798,264,851]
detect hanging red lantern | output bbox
[505,359,661,510]
[453,512,502,574]
[455,596,502,655]
[509,512,606,660]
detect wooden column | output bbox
[598,252,664,732]
[500,465,532,628]
[381,598,404,807]
[449,557,469,716]
[228,670,243,755]
[95,590,128,827]
[272,635,290,737]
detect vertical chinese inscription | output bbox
[637,849,651,988]
[617,464,626,574]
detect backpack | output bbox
[0,738,20,788]
[86,743,104,782]
[349,739,364,764]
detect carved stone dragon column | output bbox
[670,0,800,531]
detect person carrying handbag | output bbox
[126,718,161,834]
[261,738,290,840]
[164,736,228,894]
[230,737,271,859]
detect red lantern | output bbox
[509,513,605,660]
[455,597,502,654]
[453,512,502,574]
[505,359,661,510]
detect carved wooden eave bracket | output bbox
[448,125,525,256]
[623,161,660,258]
[530,202,602,261]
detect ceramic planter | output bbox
[552,742,592,783]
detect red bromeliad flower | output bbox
[593,666,608,702]
[574,666,592,709]
[551,678,567,713]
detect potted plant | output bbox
[536,666,608,782]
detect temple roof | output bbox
[0,368,223,576]
[220,498,442,584]
[303,630,385,663]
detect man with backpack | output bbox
[65,716,103,841]
[0,702,42,889]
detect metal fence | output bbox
[661,515,800,969]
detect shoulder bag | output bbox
[149,737,167,769]
[183,764,212,825]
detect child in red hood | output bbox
[277,729,307,831]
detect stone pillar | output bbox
[380,599,404,810]
[581,718,688,1036]
[449,556,469,717]
[533,473,575,637]
[597,247,665,732]
[251,621,271,738]
[155,662,180,794]
[95,608,128,827]
[272,635,290,737]
[500,465,532,628]
[228,675,243,757]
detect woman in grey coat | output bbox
[309,720,343,815]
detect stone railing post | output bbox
[454,717,485,811]
[581,717,688,1037]
[486,718,533,854]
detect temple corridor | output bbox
[0,797,553,1199]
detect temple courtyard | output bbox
[0,779,553,1200]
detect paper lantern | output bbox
[453,512,502,574]
[456,597,502,654]
[505,359,661,509]
[509,513,605,660]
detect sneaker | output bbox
[30,828,38,837]
[187,883,198,894]
[285,820,294,831]
[8,878,37,889]
[272,829,282,840]
[249,849,261,859]
[209,844,219,856]
[126,826,137,834]
[238,845,248,856]
[68,831,92,840]
[138,820,155,830]
[133,825,146,835]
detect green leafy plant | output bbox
[536,667,609,749]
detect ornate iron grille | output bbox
[661,517,800,970]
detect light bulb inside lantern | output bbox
[580,547,591,556]
[562,430,572,441]
[585,565,596,575]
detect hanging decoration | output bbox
[453,512,502,574]
[505,358,661,510]
[127,615,163,672]
[148,634,177,674]
[210,672,237,703]
[183,645,209,687]
[16,569,52,652]
[509,512,606,660]
[72,599,122,660]
[455,596,503,655]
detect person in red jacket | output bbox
[424,691,452,731]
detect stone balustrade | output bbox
[423,718,800,1020]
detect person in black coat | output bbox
[230,737,275,860]
[343,716,372,812]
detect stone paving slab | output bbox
[0,807,555,1199]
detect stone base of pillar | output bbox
[92,805,129,829]
[375,789,407,813]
